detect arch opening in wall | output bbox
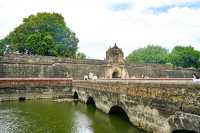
[112,71,120,79]
[86,96,96,107]
[73,91,79,99]
[109,105,129,121]
[19,97,26,102]
[172,130,197,133]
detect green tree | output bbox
[1,12,79,57]
[126,45,168,64]
[76,52,86,59]
[169,46,200,68]
[26,33,57,56]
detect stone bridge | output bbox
[72,79,200,133]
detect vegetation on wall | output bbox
[76,52,86,60]
[0,12,85,58]
[0,40,6,56]
[126,45,200,68]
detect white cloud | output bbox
[0,0,200,59]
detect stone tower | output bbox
[105,44,129,79]
[106,43,124,64]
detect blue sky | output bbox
[149,1,200,14]
[110,2,132,11]
[1,0,200,59]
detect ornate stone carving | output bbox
[105,44,129,79]
[106,43,124,64]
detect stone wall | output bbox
[0,78,72,101]
[0,54,106,79]
[126,63,195,78]
[0,54,197,79]
[72,80,200,133]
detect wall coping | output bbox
[0,78,73,81]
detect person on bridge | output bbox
[192,72,200,82]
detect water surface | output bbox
[0,100,146,133]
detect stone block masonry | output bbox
[0,54,106,79]
[0,45,197,79]
[0,54,196,79]
[0,78,72,101]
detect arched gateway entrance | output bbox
[112,71,120,78]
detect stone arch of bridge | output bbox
[73,91,79,99]
[168,112,199,133]
[172,130,197,133]
[86,96,96,107]
[109,104,129,121]
[19,97,26,101]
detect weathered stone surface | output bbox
[72,80,200,133]
[106,44,125,64]
[0,51,196,79]
[168,112,200,133]
[0,55,106,79]
[0,78,72,101]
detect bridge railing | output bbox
[77,78,195,85]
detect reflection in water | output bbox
[0,109,17,133]
[0,108,27,133]
[72,111,93,133]
[0,101,146,133]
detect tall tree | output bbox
[126,45,168,64]
[169,46,200,68]
[1,12,79,57]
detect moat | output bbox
[0,100,146,133]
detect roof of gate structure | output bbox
[106,43,124,64]
[106,43,123,54]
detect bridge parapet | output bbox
[73,79,200,133]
